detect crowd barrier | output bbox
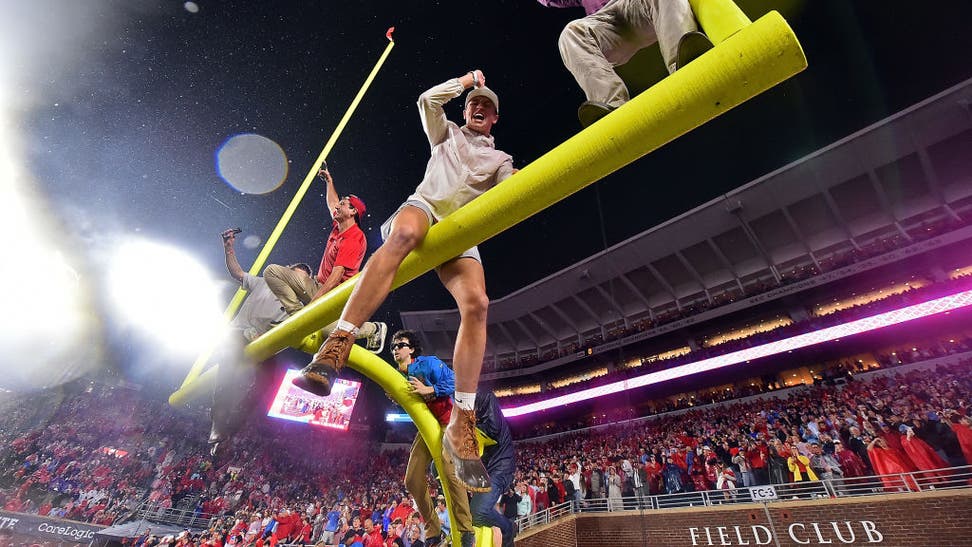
[129,501,215,531]
[514,464,972,534]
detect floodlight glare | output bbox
[108,238,224,355]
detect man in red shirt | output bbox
[363,519,383,546]
[264,162,387,353]
[747,437,770,485]
[390,502,413,527]
[273,508,299,543]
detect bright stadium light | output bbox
[108,238,224,355]
[385,413,414,423]
[0,130,100,390]
[0,217,96,389]
[501,289,972,418]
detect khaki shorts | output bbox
[380,199,481,263]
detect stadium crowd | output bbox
[1,347,970,546]
[511,358,972,514]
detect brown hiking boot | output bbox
[292,329,355,397]
[442,407,490,492]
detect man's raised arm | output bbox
[417,70,485,147]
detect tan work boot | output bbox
[292,329,355,397]
[442,407,490,492]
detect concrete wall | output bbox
[516,490,972,546]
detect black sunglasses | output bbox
[391,342,413,350]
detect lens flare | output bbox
[243,234,262,249]
[216,133,289,195]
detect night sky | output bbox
[6,1,972,391]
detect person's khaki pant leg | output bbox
[405,434,474,536]
[558,5,633,107]
[405,435,442,537]
[263,264,319,314]
[558,0,697,106]
[644,0,698,72]
[438,443,474,533]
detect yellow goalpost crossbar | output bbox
[243,10,807,364]
[171,3,806,546]
[170,6,806,404]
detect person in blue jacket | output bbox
[390,330,474,547]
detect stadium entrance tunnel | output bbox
[514,490,972,546]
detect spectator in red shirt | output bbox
[264,162,386,353]
[273,508,298,542]
[296,518,312,545]
[389,497,414,527]
[747,438,770,485]
[363,518,383,546]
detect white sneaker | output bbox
[365,322,388,353]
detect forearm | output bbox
[224,245,245,283]
[417,77,466,145]
[417,384,436,400]
[323,170,339,214]
[312,266,345,300]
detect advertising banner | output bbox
[0,511,101,544]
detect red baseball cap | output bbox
[347,194,366,218]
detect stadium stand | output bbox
[1,334,971,545]
[2,79,971,547]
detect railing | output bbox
[514,465,972,534]
[131,501,216,530]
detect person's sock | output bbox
[335,319,359,337]
[357,322,376,338]
[454,391,476,411]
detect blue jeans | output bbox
[470,473,514,547]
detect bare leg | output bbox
[438,257,492,492]
[341,206,430,325]
[436,257,489,393]
[295,206,429,396]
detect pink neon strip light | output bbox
[501,289,972,418]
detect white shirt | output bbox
[516,492,532,516]
[568,471,582,492]
[408,78,515,221]
[230,273,287,334]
